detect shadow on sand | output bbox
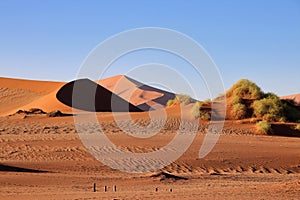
[0,164,48,173]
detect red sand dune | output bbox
[98,75,175,110]
[0,75,175,116]
[0,77,69,116]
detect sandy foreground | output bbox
[0,77,299,199]
[0,113,299,200]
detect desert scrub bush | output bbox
[282,103,300,122]
[253,96,284,122]
[278,117,287,123]
[263,92,278,99]
[262,114,280,122]
[226,79,263,100]
[250,118,259,124]
[176,94,195,105]
[229,95,242,106]
[295,124,300,131]
[256,120,271,134]
[167,99,176,107]
[167,94,195,106]
[199,111,211,120]
[191,102,211,120]
[191,102,202,119]
[231,103,247,120]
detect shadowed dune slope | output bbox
[56,78,142,112]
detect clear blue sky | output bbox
[0,0,299,98]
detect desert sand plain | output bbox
[0,76,299,200]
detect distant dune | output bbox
[0,75,176,116]
[0,77,70,116]
[280,93,300,105]
[98,75,175,111]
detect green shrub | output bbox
[175,94,195,105]
[250,118,259,124]
[191,102,210,120]
[229,95,242,106]
[231,103,247,120]
[191,102,203,118]
[295,124,300,131]
[192,102,201,119]
[263,92,278,99]
[282,103,300,122]
[167,99,175,107]
[227,79,263,100]
[194,101,203,109]
[262,114,278,122]
[278,117,287,123]
[199,111,211,120]
[253,96,284,122]
[256,120,271,134]
[167,94,196,106]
